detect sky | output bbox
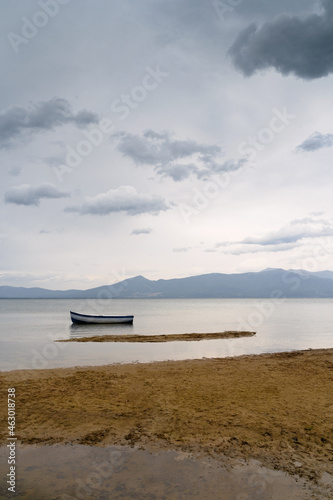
[1,0,333,289]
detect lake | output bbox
[0,298,332,371]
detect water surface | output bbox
[0,298,332,371]
[0,444,323,499]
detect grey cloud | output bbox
[216,217,333,254]
[310,211,325,217]
[112,130,242,181]
[5,184,70,207]
[242,217,333,246]
[44,156,66,168]
[196,158,247,178]
[0,97,99,148]
[156,163,199,181]
[173,247,191,252]
[40,228,64,234]
[296,131,333,152]
[114,129,220,164]
[229,1,333,80]
[221,243,297,255]
[66,186,170,216]
[8,167,22,177]
[131,228,153,235]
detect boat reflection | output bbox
[69,322,133,339]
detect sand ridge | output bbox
[59,330,256,342]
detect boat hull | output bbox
[70,311,134,324]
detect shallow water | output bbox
[0,298,333,371]
[0,444,326,499]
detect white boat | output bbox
[70,311,134,324]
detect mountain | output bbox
[287,269,333,280]
[1,269,333,299]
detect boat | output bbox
[70,311,134,324]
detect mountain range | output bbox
[1,269,333,299]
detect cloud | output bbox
[8,167,22,177]
[229,1,333,80]
[173,247,191,252]
[4,184,70,207]
[131,228,153,235]
[0,271,60,286]
[112,130,244,181]
[219,243,297,255]
[241,217,333,246]
[0,97,99,148]
[44,156,66,168]
[39,228,64,234]
[66,186,170,216]
[215,217,333,254]
[296,131,333,152]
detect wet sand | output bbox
[59,330,256,342]
[1,348,333,495]
[0,444,324,499]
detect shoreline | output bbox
[1,348,333,487]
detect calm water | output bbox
[0,298,332,371]
[0,444,318,499]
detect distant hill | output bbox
[1,269,333,298]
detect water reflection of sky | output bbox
[0,444,314,499]
[0,298,332,371]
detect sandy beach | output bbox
[1,348,333,489]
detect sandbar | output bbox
[59,330,256,342]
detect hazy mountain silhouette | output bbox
[1,269,333,298]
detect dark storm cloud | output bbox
[296,131,333,152]
[0,97,99,148]
[229,0,333,80]
[4,184,69,206]
[65,186,170,216]
[112,130,244,181]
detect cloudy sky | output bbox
[1,0,333,289]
